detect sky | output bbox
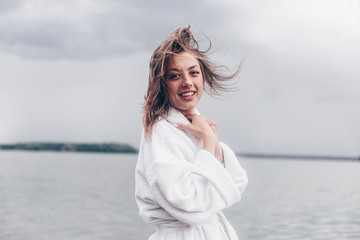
[1,0,359,156]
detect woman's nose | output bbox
[182,74,192,87]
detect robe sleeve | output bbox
[221,142,248,195]
[145,122,247,226]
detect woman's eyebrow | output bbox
[188,65,200,70]
[167,65,199,72]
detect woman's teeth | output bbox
[180,92,195,97]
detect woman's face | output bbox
[166,51,204,115]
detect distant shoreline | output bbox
[238,153,360,161]
[0,142,358,160]
[0,142,138,154]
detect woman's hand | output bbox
[176,114,224,164]
[205,119,224,164]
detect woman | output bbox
[135,25,248,240]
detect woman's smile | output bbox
[179,91,196,97]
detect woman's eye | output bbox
[168,74,180,80]
[191,71,200,75]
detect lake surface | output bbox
[0,151,359,240]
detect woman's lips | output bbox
[179,91,196,97]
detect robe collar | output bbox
[166,108,200,126]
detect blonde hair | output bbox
[143,25,239,139]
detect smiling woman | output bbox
[135,25,248,240]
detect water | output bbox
[0,151,359,240]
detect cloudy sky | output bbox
[1,0,359,156]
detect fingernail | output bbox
[174,123,179,128]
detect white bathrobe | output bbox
[135,108,248,240]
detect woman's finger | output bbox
[175,122,190,131]
[206,120,216,126]
[206,119,217,129]
[205,118,216,124]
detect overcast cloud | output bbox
[0,0,359,156]
[0,0,231,59]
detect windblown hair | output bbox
[143,25,240,139]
